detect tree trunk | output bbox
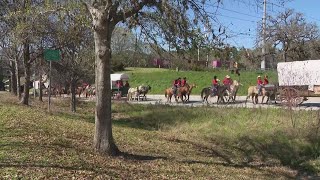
[93,19,119,156]
[39,73,43,102]
[15,57,21,99]
[10,61,17,95]
[20,43,31,105]
[70,78,77,113]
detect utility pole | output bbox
[197,46,200,61]
[261,0,267,70]
[204,26,209,66]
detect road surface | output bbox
[118,94,320,111]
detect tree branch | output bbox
[113,0,160,24]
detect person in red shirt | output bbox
[116,80,123,89]
[263,75,269,85]
[257,75,263,95]
[223,75,232,86]
[212,76,219,86]
[211,76,220,96]
[181,77,187,87]
[177,77,181,87]
[172,78,181,96]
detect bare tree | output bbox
[264,9,319,62]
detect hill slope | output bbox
[120,68,278,95]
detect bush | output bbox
[112,61,125,72]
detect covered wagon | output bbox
[277,60,320,106]
[110,73,130,98]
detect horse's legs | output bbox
[261,96,265,104]
[255,95,259,104]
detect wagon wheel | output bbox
[279,87,303,107]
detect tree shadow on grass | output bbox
[113,104,199,131]
[164,132,320,179]
[0,140,167,177]
[119,151,167,161]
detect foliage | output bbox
[0,92,319,178]
[263,9,319,62]
[111,61,125,72]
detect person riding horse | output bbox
[181,77,187,87]
[211,76,220,96]
[172,77,181,96]
[223,75,233,95]
[257,75,263,95]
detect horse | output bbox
[180,84,197,102]
[200,85,228,104]
[224,80,242,103]
[165,87,177,103]
[246,85,277,104]
[127,87,140,101]
[85,86,96,98]
[76,86,85,97]
[138,85,151,100]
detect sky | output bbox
[211,0,320,49]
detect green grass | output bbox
[120,67,278,95]
[0,92,319,179]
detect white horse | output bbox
[127,87,140,101]
[225,80,242,103]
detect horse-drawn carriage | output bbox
[277,60,320,106]
[111,73,129,99]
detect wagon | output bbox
[277,60,320,106]
[110,73,130,99]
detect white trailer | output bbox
[277,60,320,106]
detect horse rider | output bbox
[181,77,187,87]
[263,75,269,85]
[116,80,123,90]
[211,75,220,96]
[124,81,130,88]
[257,75,263,95]
[172,77,181,96]
[223,75,233,94]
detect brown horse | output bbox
[180,83,196,102]
[201,85,228,104]
[165,88,177,103]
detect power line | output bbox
[213,13,258,23]
[266,1,320,22]
[205,3,262,19]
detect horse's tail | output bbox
[165,90,167,98]
[201,88,206,99]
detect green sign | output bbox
[44,49,61,61]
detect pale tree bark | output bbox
[15,56,21,99]
[92,10,119,155]
[20,42,31,105]
[10,60,17,95]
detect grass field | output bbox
[0,92,320,178]
[119,68,278,95]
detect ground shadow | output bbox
[113,103,199,131]
[164,130,320,178]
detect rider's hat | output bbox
[257,75,261,78]
[225,75,230,78]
